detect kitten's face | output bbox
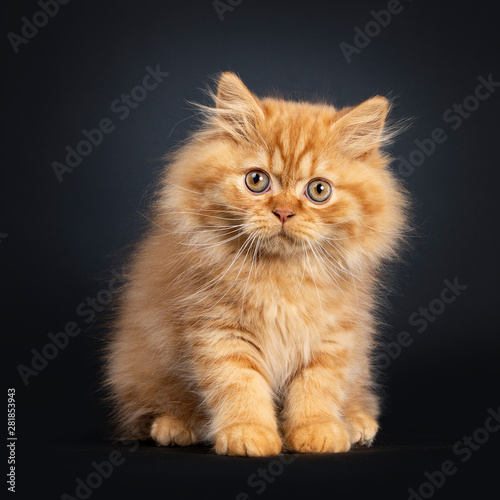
[167,74,405,265]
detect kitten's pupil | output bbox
[316,184,324,194]
[253,173,261,184]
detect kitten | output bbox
[105,72,408,456]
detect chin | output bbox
[260,230,302,257]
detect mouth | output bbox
[275,229,294,241]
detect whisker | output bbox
[294,242,307,300]
[163,223,251,236]
[308,240,349,303]
[305,240,324,321]
[319,214,374,226]
[314,242,354,284]
[180,230,247,249]
[155,211,243,221]
[168,183,202,196]
[197,230,262,311]
[185,231,258,300]
[240,232,262,319]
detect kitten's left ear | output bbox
[331,96,389,159]
[213,72,264,140]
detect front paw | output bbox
[346,412,379,445]
[215,423,282,456]
[285,420,351,453]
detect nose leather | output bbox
[273,209,295,224]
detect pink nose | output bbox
[273,209,295,225]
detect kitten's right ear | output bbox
[213,72,264,141]
[331,96,390,159]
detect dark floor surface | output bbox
[21,430,498,499]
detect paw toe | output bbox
[151,415,198,446]
[346,413,379,446]
[286,420,351,453]
[215,423,282,456]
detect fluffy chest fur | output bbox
[188,254,353,391]
[245,274,324,389]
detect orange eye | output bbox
[306,179,332,203]
[245,170,270,194]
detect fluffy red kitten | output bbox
[105,72,408,456]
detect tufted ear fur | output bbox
[211,72,264,141]
[331,96,389,159]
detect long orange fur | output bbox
[104,73,408,456]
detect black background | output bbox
[3,0,500,498]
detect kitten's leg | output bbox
[147,378,206,447]
[194,332,282,456]
[282,348,351,453]
[344,385,380,446]
[151,414,199,446]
